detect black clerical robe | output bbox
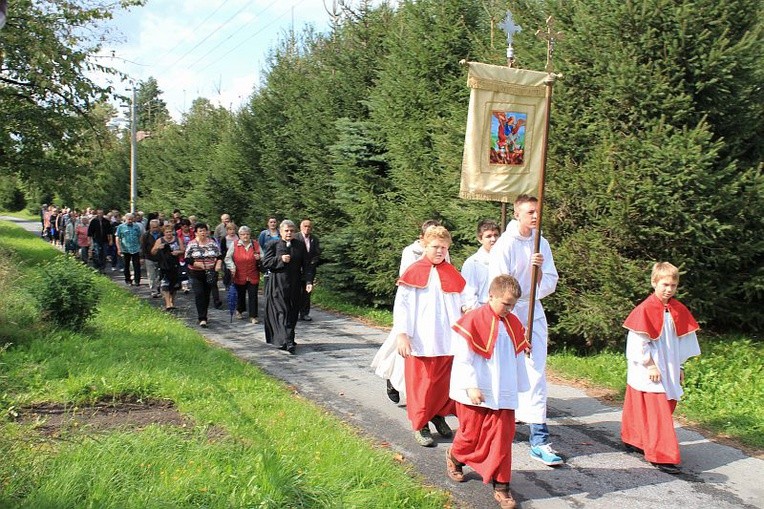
[262,238,314,348]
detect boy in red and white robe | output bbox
[621,262,700,475]
[448,275,530,509]
[393,225,465,447]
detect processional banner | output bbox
[460,62,549,202]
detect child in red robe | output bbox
[621,262,701,474]
[394,225,465,447]
[448,275,530,509]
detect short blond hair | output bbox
[651,262,679,285]
[422,225,452,247]
[489,275,521,300]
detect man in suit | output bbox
[295,218,321,321]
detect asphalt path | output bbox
[4,216,762,509]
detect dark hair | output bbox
[173,208,181,214]
[477,219,500,236]
[180,218,191,227]
[420,219,441,237]
[195,222,209,231]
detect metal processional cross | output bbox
[535,16,564,73]
[499,11,522,66]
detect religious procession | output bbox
[1,1,761,508]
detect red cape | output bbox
[397,257,466,294]
[452,304,529,359]
[623,293,699,340]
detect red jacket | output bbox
[232,242,260,285]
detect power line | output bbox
[198,0,307,73]
[159,0,260,75]
[185,0,281,70]
[152,0,232,66]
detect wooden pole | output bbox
[524,76,554,340]
[525,16,561,341]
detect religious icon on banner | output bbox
[460,62,548,203]
[490,111,527,165]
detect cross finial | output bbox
[535,15,564,73]
[499,11,522,61]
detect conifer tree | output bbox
[545,0,764,346]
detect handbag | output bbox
[205,269,217,285]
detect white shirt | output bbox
[392,266,462,357]
[450,322,530,410]
[626,312,701,400]
[399,241,424,276]
[488,220,558,306]
[461,247,491,310]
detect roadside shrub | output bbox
[31,257,99,329]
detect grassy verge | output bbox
[0,221,448,508]
[0,209,37,221]
[313,289,764,452]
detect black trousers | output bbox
[235,282,259,318]
[122,252,141,284]
[190,271,215,321]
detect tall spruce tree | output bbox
[545,0,764,347]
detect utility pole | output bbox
[130,87,137,214]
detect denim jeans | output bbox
[529,423,550,447]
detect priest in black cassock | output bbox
[262,219,314,354]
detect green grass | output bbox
[314,283,764,452]
[0,209,37,221]
[0,221,448,508]
[312,286,393,328]
[548,338,764,450]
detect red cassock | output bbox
[398,258,465,430]
[450,305,528,484]
[621,386,680,464]
[620,294,698,465]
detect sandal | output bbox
[446,448,465,482]
[492,481,516,509]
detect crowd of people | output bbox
[39,196,701,508]
[39,204,321,355]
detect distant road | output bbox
[3,215,762,509]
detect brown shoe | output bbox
[493,482,516,509]
[446,448,465,482]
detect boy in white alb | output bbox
[488,194,562,466]
[460,219,500,313]
[448,275,530,509]
[621,262,700,474]
[394,225,465,446]
[372,220,441,404]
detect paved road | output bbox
[4,216,762,509]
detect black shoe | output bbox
[624,443,644,455]
[386,379,400,404]
[431,415,452,438]
[214,301,223,309]
[286,345,296,355]
[301,315,312,321]
[651,462,681,475]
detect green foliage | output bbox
[0,0,142,188]
[546,0,764,345]
[0,175,26,211]
[31,256,100,329]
